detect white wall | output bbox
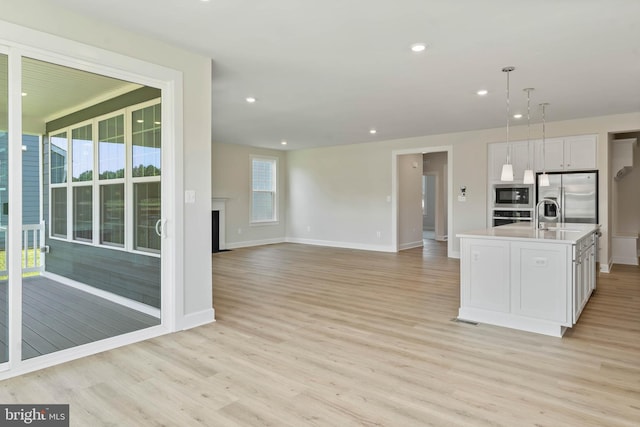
[212,142,287,248]
[286,112,640,263]
[1,0,212,324]
[398,154,423,249]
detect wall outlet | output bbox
[306,225,311,232]
[237,228,243,235]
[376,231,381,238]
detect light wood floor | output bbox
[0,241,638,426]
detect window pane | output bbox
[100,184,124,247]
[252,159,274,191]
[99,114,125,179]
[51,187,67,237]
[72,124,93,181]
[134,182,161,253]
[132,104,161,178]
[73,186,92,241]
[252,191,275,222]
[50,132,68,184]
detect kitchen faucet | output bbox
[534,198,560,230]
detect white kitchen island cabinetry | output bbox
[458,223,598,337]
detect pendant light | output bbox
[539,102,550,187]
[500,66,515,181]
[522,88,535,184]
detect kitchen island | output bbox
[457,223,599,337]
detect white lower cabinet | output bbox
[460,239,510,313]
[459,232,597,337]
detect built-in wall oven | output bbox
[493,184,534,209]
[492,210,533,227]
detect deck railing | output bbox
[0,220,45,276]
[23,221,45,273]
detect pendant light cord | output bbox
[526,89,531,169]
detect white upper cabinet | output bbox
[534,135,597,171]
[488,140,534,182]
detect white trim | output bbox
[399,240,424,251]
[611,257,639,266]
[226,237,286,249]
[178,308,216,331]
[450,250,461,259]
[8,47,24,367]
[40,271,160,318]
[600,259,612,273]
[392,146,454,258]
[0,325,167,381]
[286,237,396,253]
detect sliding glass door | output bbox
[0,52,7,365]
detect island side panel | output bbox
[510,241,572,326]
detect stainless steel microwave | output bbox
[493,184,534,208]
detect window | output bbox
[49,99,161,254]
[251,156,277,223]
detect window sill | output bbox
[250,220,280,227]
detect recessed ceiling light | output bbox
[246,97,256,103]
[513,113,523,119]
[410,43,426,53]
[281,140,287,146]
[154,121,161,125]
[21,92,27,96]
[476,89,488,96]
[136,119,144,123]
[369,129,377,134]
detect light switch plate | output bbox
[185,190,196,204]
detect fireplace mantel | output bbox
[211,198,228,250]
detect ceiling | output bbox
[0,56,141,131]
[40,0,640,150]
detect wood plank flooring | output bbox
[0,277,160,361]
[0,241,638,426]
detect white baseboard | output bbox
[611,256,639,266]
[41,272,160,318]
[450,250,460,259]
[399,240,424,250]
[225,237,286,250]
[436,235,448,242]
[286,237,396,253]
[600,259,613,273]
[179,308,215,331]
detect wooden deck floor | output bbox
[0,241,638,426]
[0,276,160,361]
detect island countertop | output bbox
[457,222,600,244]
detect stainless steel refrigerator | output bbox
[536,171,598,224]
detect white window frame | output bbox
[250,155,278,224]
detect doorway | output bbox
[392,146,453,257]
